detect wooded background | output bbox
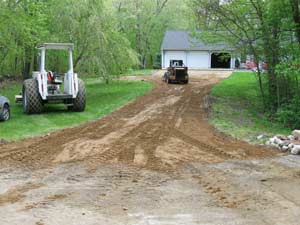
[1,0,300,128]
[192,0,300,128]
[0,0,192,80]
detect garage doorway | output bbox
[211,53,231,69]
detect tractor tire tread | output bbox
[23,79,43,114]
[72,79,86,112]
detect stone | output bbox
[288,135,295,141]
[292,130,300,140]
[291,140,300,145]
[269,138,275,144]
[276,135,287,140]
[257,134,268,140]
[275,138,284,146]
[281,146,289,152]
[273,137,281,144]
[279,141,290,147]
[271,142,279,149]
[291,145,300,155]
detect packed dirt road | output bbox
[0,70,300,225]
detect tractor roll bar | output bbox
[37,43,74,50]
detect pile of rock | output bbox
[266,130,300,155]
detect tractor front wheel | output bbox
[72,79,86,112]
[23,79,43,114]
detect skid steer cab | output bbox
[16,43,86,114]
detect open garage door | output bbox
[211,53,231,69]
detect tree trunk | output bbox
[255,0,280,111]
[23,48,31,79]
[135,0,143,69]
[141,55,146,69]
[290,0,300,45]
[150,55,154,68]
[252,49,266,110]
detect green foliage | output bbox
[0,78,153,141]
[192,0,300,124]
[0,0,190,78]
[275,102,300,129]
[0,0,140,80]
[211,72,291,143]
[273,60,300,128]
[45,0,140,80]
[111,0,191,69]
[0,0,49,76]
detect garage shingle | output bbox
[161,30,232,51]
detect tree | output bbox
[48,0,138,82]
[0,0,139,82]
[191,0,298,111]
[111,0,190,69]
[290,0,300,45]
[0,0,49,78]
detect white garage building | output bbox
[161,30,235,69]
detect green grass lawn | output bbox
[122,69,154,76]
[0,78,153,141]
[210,72,291,144]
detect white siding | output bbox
[163,50,233,69]
[187,51,210,69]
[163,51,187,68]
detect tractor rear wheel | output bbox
[72,79,86,112]
[23,79,43,114]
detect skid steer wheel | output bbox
[0,104,10,121]
[71,79,86,112]
[23,79,43,114]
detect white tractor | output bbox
[16,43,86,114]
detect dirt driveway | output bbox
[0,70,300,225]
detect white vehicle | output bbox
[0,95,10,121]
[16,43,86,114]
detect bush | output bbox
[273,61,300,129]
[275,100,300,129]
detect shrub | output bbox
[275,100,300,129]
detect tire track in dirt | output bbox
[184,164,249,209]
[1,71,299,225]
[0,71,278,171]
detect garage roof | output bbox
[161,30,232,51]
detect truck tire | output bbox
[0,103,10,121]
[72,79,86,112]
[23,79,43,114]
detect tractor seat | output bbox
[47,71,63,84]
